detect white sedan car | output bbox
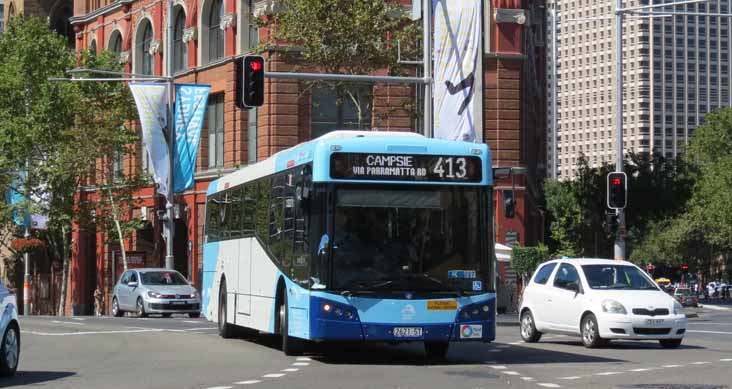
[519,258,686,349]
[0,280,19,376]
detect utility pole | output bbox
[23,174,31,315]
[423,0,433,138]
[550,6,558,179]
[164,0,175,270]
[614,0,626,261]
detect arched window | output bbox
[207,0,224,63]
[173,7,187,73]
[108,30,123,53]
[136,20,154,75]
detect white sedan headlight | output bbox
[673,301,683,315]
[602,299,628,314]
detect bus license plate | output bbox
[645,319,664,325]
[393,327,423,338]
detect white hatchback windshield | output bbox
[582,265,658,290]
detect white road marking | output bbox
[51,320,85,326]
[520,377,534,381]
[629,368,652,372]
[490,365,507,370]
[558,376,582,380]
[71,317,85,321]
[262,373,285,378]
[689,322,732,326]
[691,361,710,365]
[537,383,561,388]
[26,329,166,336]
[595,372,621,376]
[296,357,312,361]
[292,362,309,366]
[183,320,201,324]
[662,365,681,368]
[496,345,511,349]
[185,327,218,331]
[281,368,299,372]
[233,381,261,385]
[504,371,520,375]
[205,387,232,389]
[721,359,732,362]
[687,330,732,335]
[509,341,522,345]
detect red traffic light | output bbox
[611,178,622,186]
[681,264,689,271]
[249,60,263,72]
[646,264,654,271]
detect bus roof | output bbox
[207,131,492,196]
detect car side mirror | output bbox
[127,281,139,288]
[567,282,580,293]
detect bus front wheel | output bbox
[424,341,449,361]
[218,280,235,339]
[279,294,304,356]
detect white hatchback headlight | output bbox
[673,301,683,315]
[602,299,627,314]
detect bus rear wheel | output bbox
[279,294,304,356]
[424,341,449,361]
[218,280,235,339]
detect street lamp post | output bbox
[164,0,175,270]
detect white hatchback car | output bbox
[519,258,687,349]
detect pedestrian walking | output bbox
[94,288,104,316]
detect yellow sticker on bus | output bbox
[427,300,458,310]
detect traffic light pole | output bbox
[614,0,626,261]
[164,0,175,270]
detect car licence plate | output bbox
[645,319,664,325]
[393,327,423,338]
[172,301,186,305]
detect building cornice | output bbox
[70,0,136,26]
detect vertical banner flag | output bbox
[129,83,171,198]
[173,84,211,193]
[433,0,481,142]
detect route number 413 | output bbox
[433,157,467,178]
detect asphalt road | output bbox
[4,307,732,389]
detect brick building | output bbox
[67,0,546,315]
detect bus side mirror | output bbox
[318,234,329,256]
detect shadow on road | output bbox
[306,341,626,366]
[0,371,75,387]
[539,339,706,351]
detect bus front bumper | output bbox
[311,319,495,342]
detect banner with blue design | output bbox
[173,84,211,193]
[129,83,171,199]
[4,171,27,226]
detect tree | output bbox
[510,245,549,285]
[0,17,142,315]
[260,0,420,126]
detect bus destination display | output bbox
[330,153,482,182]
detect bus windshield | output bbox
[331,186,487,294]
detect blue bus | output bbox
[202,131,495,358]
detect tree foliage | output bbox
[510,245,549,282]
[0,17,142,313]
[260,0,421,126]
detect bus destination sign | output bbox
[330,153,482,182]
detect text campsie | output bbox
[351,155,428,177]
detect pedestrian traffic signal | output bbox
[646,264,654,272]
[607,172,627,209]
[681,264,689,271]
[237,55,265,108]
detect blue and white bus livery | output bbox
[202,131,496,359]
